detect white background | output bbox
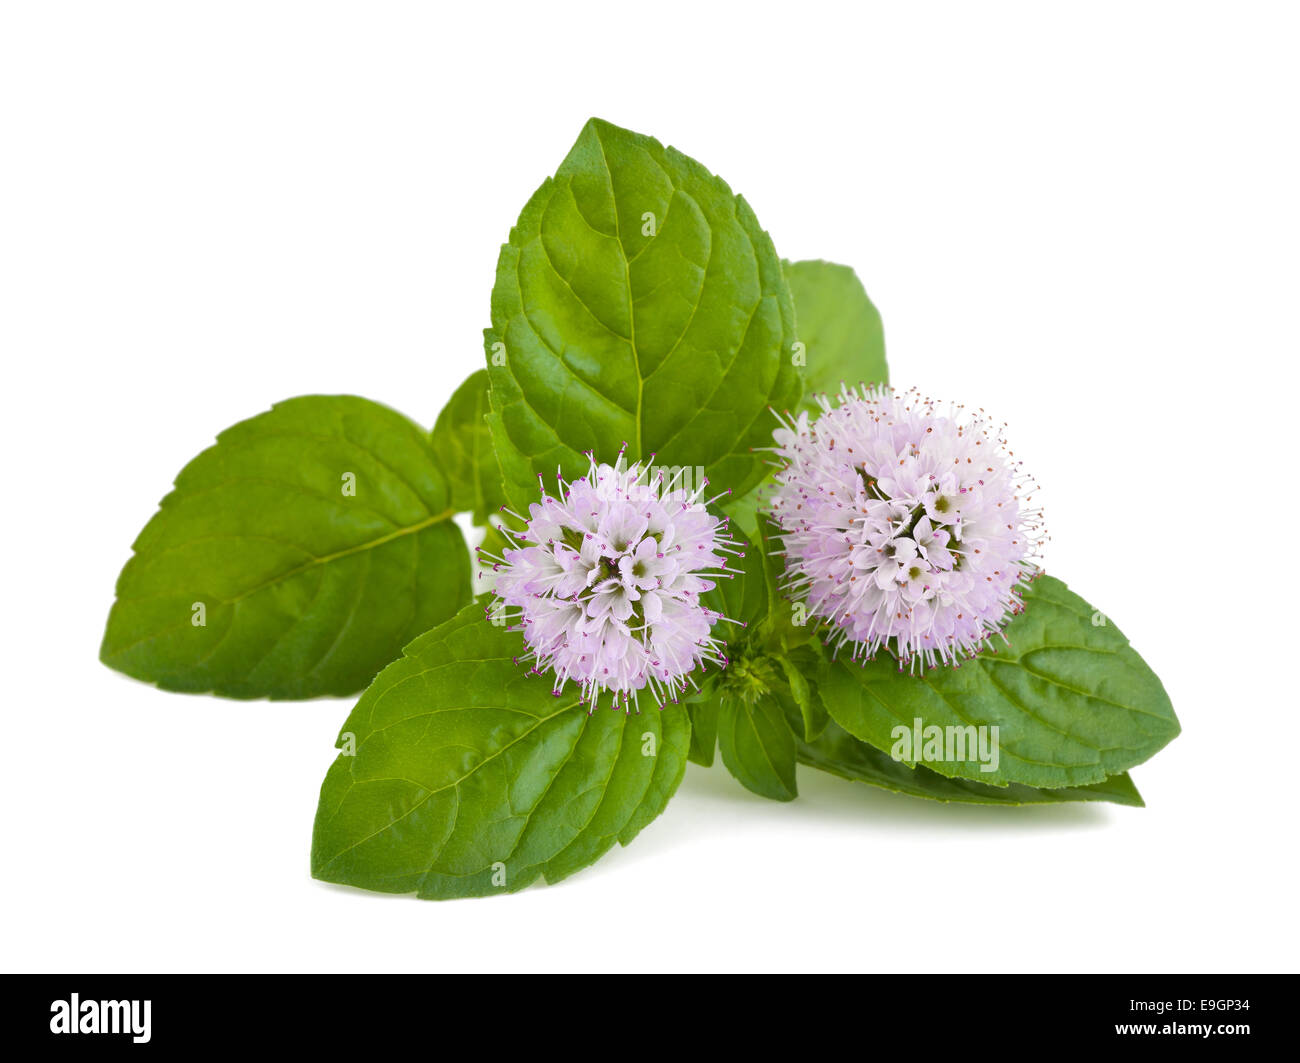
[2,1,1296,973]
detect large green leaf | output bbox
[486,117,801,511]
[797,718,1145,806]
[311,604,691,898]
[783,258,887,404]
[429,369,505,524]
[814,576,1179,788]
[100,395,471,699]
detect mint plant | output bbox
[101,118,1179,899]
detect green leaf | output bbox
[473,521,513,585]
[701,525,767,637]
[686,700,720,767]
[693,524,799,782]
[797,718,1145,807]
[717,695,799,802]
[777,651,828,742]
[754,516,816,653]
[311,604,690,898]
[721,480,764,544]
[486,117,801,511]
[618,708,693,847]
[100,395,471,699]
[429,369,505,524]
[814,575,1179,788]
[784,258,888,404]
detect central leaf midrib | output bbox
[230,508,454,604]
[593,129,644,460]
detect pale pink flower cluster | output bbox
[769,385,1044,670]
[484,454,737,710]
